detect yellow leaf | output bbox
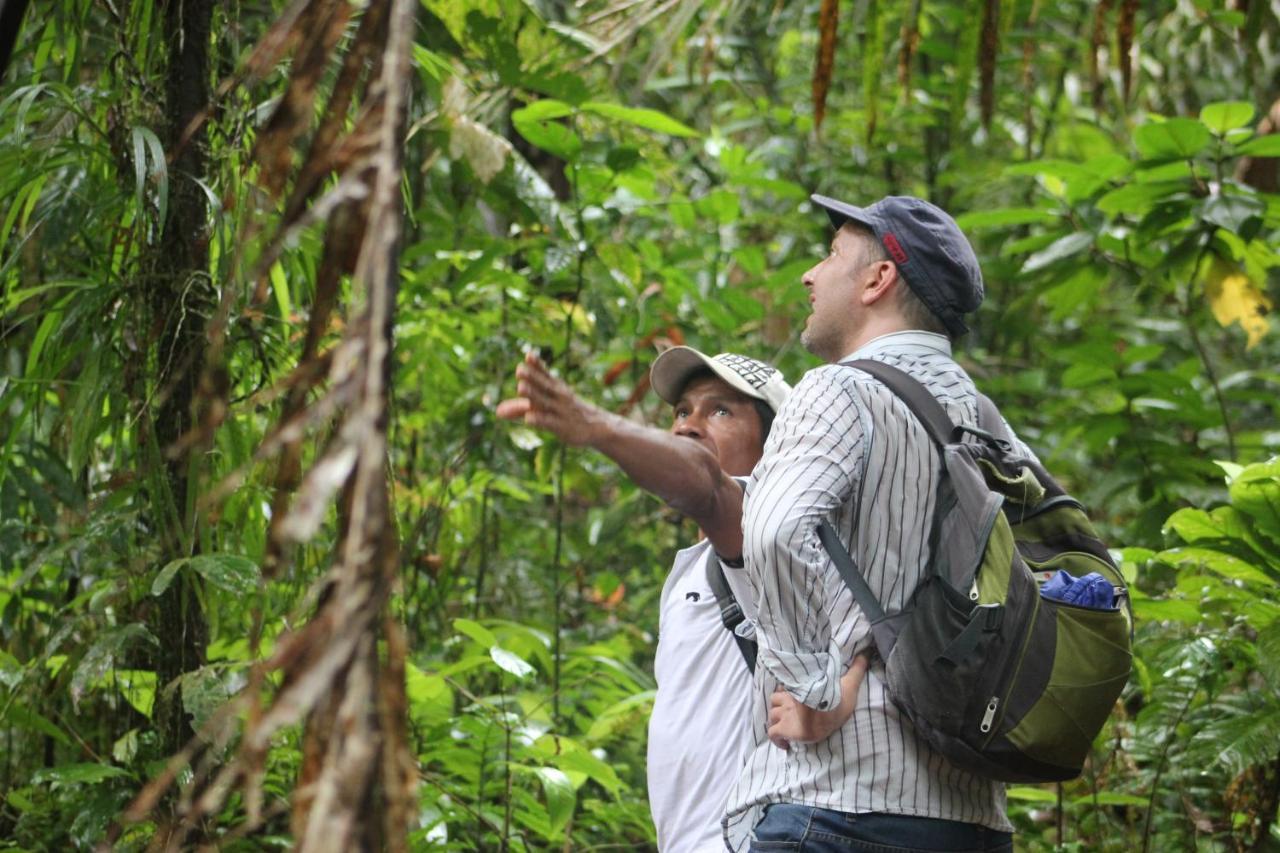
[1205,258,1272,348]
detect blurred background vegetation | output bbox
[2,0,1280,849]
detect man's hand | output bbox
[767,655,870,750]
[496,351,602,447]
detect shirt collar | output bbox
[839,330,952,364]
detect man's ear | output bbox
[859,261,899,305]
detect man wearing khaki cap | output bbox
[498,346,866,851]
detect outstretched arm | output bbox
[496,352,745,557]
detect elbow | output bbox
[666,448,725,520]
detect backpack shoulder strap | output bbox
[704,551,757,674]
[844,359,957,448]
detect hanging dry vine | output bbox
[103,0,419,849]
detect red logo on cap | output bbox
[883,233,908,264]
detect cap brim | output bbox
[650,346,769,407]
[810,193,878,235]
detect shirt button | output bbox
[817,700,828,709]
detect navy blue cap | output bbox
[810,194,984,336]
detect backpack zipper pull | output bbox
[980,697,999,733]
[969,578,980,601]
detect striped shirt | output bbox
[722,331,1014,849]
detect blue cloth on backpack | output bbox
[1041,569,1116,610]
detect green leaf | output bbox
[535,766,576,834]
[1200,193,1266,233]
[1229,460,1280,546]
[116,669,156,717]
[1236,135,1280,157]
[695,189,740,225]
[1096,181,1185,217]
[70,625,158,709]
[1199,101,1255,134]
[581,102,699,137]
[514,99,575,121]
[1134,118,1212,161]
[1163,507,1246,543]
[454,617,497,647]
[151,558,186,596]
[511,113,582,161]
[542,737,625,794]
[32,763,129,788]
[1021,232,1093,272]
[954,207,1059,229]
[1132,596,1202,625]
[1159,546,1274,585]
[490,645,535,679]
[1006,785,1057,802]
[586,689,655,741]
[1077,791,1150,807]
[3,702,71,746]
[180,667,227,731]
[185,554,260,595]
[1061,362,1116,389]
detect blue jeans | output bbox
[750,803,1014,852]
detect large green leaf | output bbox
[32,763,130,788]
[1096,181,1185,217]
[1199,101,1255,133]
[955,207,1059,229]
[1229,460,1280,547]
[534,766,576,834]
[453,617,497,647]
[1158,546,1274,585]
[511,113,582,161]
[188,555,261,596]
[1021,232,1093,272]
[490,645,535,679]
[70,625,158,709]
[1236,135,1280,157]
[581,102,699,137]
[1134,118,1212,161]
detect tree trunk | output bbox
[149,0,214,757]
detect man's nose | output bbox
[802,264,817,286]
[674,417,704,438]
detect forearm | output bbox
[582,405,724,522]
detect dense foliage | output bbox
[2,0,1279,849]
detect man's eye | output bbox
[714,406,731,416]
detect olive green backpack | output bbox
[818,360,1133,783]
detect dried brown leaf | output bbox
[813,0,840,133]
[1118,0,1137,103]
[979,0,1000,129]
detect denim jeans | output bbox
[749,803,1014,852]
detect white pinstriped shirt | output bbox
[722,331,1014,849]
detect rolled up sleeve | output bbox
[743,367,865,711]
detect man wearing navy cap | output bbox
[722,196,1020,851]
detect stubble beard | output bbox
[801,315,840,364]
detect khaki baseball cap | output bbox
[650,347,791,414]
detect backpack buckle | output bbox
[956,423,1012,452]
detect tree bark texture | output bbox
[150,0,214,758]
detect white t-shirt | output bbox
[647,538,756,852]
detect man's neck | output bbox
[829,317,913,364]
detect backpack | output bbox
[818,359,1133,783]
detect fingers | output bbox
[495,398,530,420]
[766,721,791,751]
